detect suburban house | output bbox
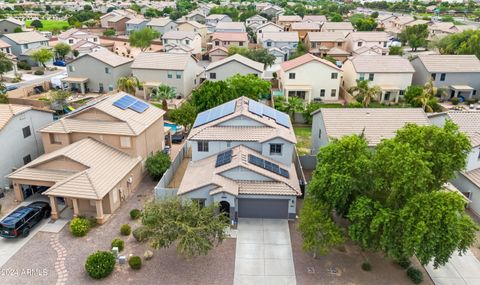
[162,31,202,54]
[278,53,343,103]
[100,9,136,28]
[211,32,249,49]
[207,46,229,62]
[8,93,165,224]
[410,55,480,100]
[289,22,321,39]
[206,14,232,27]
[126,17,149,35]
[147,17,178,35]
[0,105,53,189]
[63,49,133,94]
[321,22,355,34]
[178,96,301,219]
[131,52,202,98]
[245,15,268,29]
[255,22,283,42]
[277,15,302,30]
[0,18,25,34]
[205,54,264,81]
[185,11,207,24]
[58,29,100,46]
[106,15,130,34]
[258,32,299,60]
[177,21,208,46]
[258,5,284,19]
[381,15,416,36]
[1,31,50,66]
[342,55,415,103]
[345,31,389,55]
[215,21,246,33]
[0,38,12,54]
[311,108,430,153]
[304,32,349,61]
[303,15,327,24]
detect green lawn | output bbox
[26,20,70,31]
[294,126,312,156]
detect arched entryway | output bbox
[219,201,230,218]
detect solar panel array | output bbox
[215,150,233,167]
[248,154,290,178]
[248,100,290,128]
[193,101,236,128]
[112,95,150,113]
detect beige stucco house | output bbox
[205,54,264,81]
[345,32,389,55]
[304,32,349,62]
[177,21,208,47]
[0,18,25,34]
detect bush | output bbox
[361,262,372,271]
[85,251,116,279]
[397,257,411,269]
[451,97,460,105]
[128,255,142,270]
[130,208,141,220]
[111,238,124,251]
[406,267,423,284]
[69,217,90,237]
[17,61,31,70]
[132,226,150,242]
[145,151,171,180]
[34,70,44,75]
[466,98,478,105]
[120,224,131,236]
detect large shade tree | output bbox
[31,48,54,68]
[129,28,160,51]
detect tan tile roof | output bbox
[261,32,298,42]
[0,104,33,131]
[107,15,129,23]
[215,21,246,30]
[211,32,248,42]
[322,22,354,30]
[131,52,197,70]
[349,55,415,73]
[315,108,430,146]
[162,31,198,40]
[326,47,349,55]
[415,55,480,73]
[0,38,11,48]
[307,32,346,42]
[291,22,321,30]
[462,168,480,189]
[9,138,141,200]
[346,31,389,42]
[446,111,480,147]
[1,17,24,26]
[206,54,264,72]
[3,31,47,44]
[180,21,207,29]
[278,15,302,22]
[75,49,133,67]
[147,17,173,27]
[303,15,327,22]
[126,17,147,25]
[281,53,341,72]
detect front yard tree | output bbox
[129,28,160,52]
[54,42,71,60]
[31,48,54,68]
[141,198,230,258]
[398,24,429,51]
[190,80,233,112]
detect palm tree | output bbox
[116,76,141,95]
[151,84,176,110]
[348,80,381,107]
[284,96,304,119]
[415,80,435,112]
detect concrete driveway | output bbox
[425,249,480,285]
[234,218,296,285]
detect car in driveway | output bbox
[0,202,51,239]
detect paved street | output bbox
[425,249,480,285]
[5,68,66,89]
[234,218,296,285]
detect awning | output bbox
[61,77,89,83]
[143,81,162,88]
[283,85,313,91]
[450,85,474,91]
[378,85,400,91]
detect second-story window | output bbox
[331,89,337,97]
[185,39,190,45]
[198,141,209,152]
[320,89,325,97]
[440,73,446,81]
[368,73,375,81]
[331,73,338,79]
[120,136,131,148]
[68,65,75,72]
[359,73,365,80]
[357,42,362,47]
[210,72,216,79]
[270,144,282,155]
[167,71,173,79]
[267,41,272,47]
[105,67,111,74]
[431,73,436,80]
[176,71,182,79]
[22,126,31,138]
[289,73,295,79]
[23,155,32,165]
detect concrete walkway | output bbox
[425,249,480,285]
[234,218,296,285]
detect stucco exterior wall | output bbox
[206,61,262,81]
[311,112,329,154]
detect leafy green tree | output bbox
[415,80,435,112]
[0,52,13,80]
[354,17,377,31]
[228,46,276,67]
[30,19,43,29]
[54,42,71,59]
[329,13,343,22]
[116,76,141,95]
[388,46,403,56]
[168,101,197,130]
[226,74,271,101]
[141,198,229,258]
[103,28,116,37]
[150,84,176,111]
[274,96,304,119]
[0,82,8,104]
[398,24,429,51]
[145,151,171,180]
[14,27,22,33]
[436,30,480,59]
[129,28,160,52]
[404,85,423,104]
[31,48,54,68]
[348,80,381,107]
[371,11,379,18]
[302,102,322,124]
[51,90,71,103]
[289,41,308,60]
[191,81,232,112]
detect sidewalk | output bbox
[425,249,480,285]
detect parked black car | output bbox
[0,201,51,238]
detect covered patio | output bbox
[283,85,313,103]
[142,81,161,100]
[61,77,89,94]
[378,85,401,103]
[450,85,474,99]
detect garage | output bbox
[238,198,289,219]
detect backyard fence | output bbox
[154,143,189,199]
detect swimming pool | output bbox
[164,122,179,133]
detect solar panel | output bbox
[279,168,290,178]
[275,110,290,128]
[221,101,236,116]
[248,154,289,178]
[113,95,137,110]
[130,101,150,113]
[193,101,237,128]
[209,105,223,121]
[215,150,233,167]
[263,106,276,119]
[248,100,263,116]
[193,111,210,128]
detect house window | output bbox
[167,71,173,78]
[23,44,28,49]
[68,39,74,44]
[209,72,216,79]
[108,85,113,91]
[93,38,97,42]
[289,73,295,79]
[440,73,446,81]
[337,42,342,47]
[215,41,220,46]
[368,73,375,81]
[23,155,31,165]
[270,143,282,155]
[239,42,244,46]
[105,67,111,74]
[267,41,272,47]
[320,89,325,97]
[176,71,182,79]
[68,65,75,72]
[185,40,190,45]
[357,42,362,47]
[399,90,405,96]
[192,199,206,208]
[49,133,61,144]
[120,136,131,148]
[431,73,436,80]
[319,129,322,138]
[383,42,387,47]
[473,90,477,96]
[359,73,365,80]
[331,89,337,97]
[198,141,209,152]
[331,73,338,79]
[22,126,31,138]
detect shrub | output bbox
[361,262,372,271]
[69,217,90,237]
[406,267,423,284]
[17,61,31,70]
[451,97,460,105]
[34,70,44,75]
[85,251,116,279]
[397,257,411,269]
[130,208,141,220]
[111,238,124,252]
[466,98,478,105]
[120,224,131,236]
[128,255,142,270]
[145,151,171,180]
[132,226,150,242]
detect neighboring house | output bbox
[100,10,136,28]
[277,15,302,30]
[410,54,480,100]
[185,10,207,24]
[255,22,283,42]
[289,22,321,39]
[178,21,208,47]
[259,5,284,19]
[303,15,327,24]
[245,15,268,29]
[8,93,165,224]
[382,15,416,36]
[1,31,50,66]
[126,17,149,35]
[206,14,232,27]
[178,96,301,219]
[63,49,133,94]
[147,17,177,35]
[211,32,249,49]
[345,31,389,55]
[258,32,299,60]
[304,32,349,62]
[321,21,355,34]
[0,38,12,54]
[162,31,202,54]
[0,18,25,34]
[311,108,430,153]
[131,52,202,98]
[0,105,53,189]
[207,46,229,62]
[215,22,246,33]
[278,53,342,103]
[58,29,100,46]
[70,39,105,56]
[342,55,415,103]
[205,54,264,81]
[107,15,130,34]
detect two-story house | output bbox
[245,15,268,29]
[211,32,249,49]
[0,105,53,190]
[205,54,264,81]
[185,10,207,24]
[126,17,149,35]
[147,17,177,35]
[321,22,355,34]
[0,38,12,55]
[64,49,133,94]
[162,31,202,54]
[277,15,302,30]
[205,14,232,27]
[131,52,202,98]
[289,22,321,40]
[345,31,389,55]
[100,9,136,28]
[410,55,480,100]
[342,55,415,103]
[107,15,130,34]
[0,18,25,34]
[58,29,100,46]
[303,15,327,25]
[278,53,342,103]
[258,32,299,62]
[1,31,50,66]
[9,93,164,224]
[304,32,349,61]
[177,21,208,47]
[214,21,246,33]
[178,96,301,219]
[255,22,283,43]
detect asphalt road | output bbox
[5,69,66,89]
